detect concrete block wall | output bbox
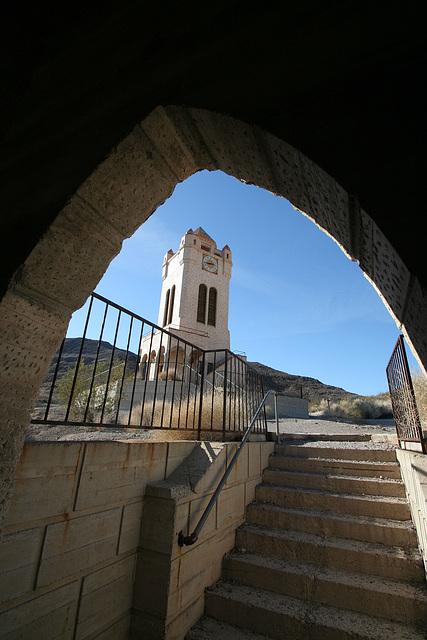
[0,439,273,639]
[0,441,194,639]
[264,394,308,419]
[397,449,427,575]
[130,441,274,640]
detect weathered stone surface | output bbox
[118,501,144,554]
[76,555,135,640]
[7,443,84,527]
[0,581,80,639]
[75,442,167,511]
[37,508,122,586]
[0,527,43,601]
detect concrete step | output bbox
[186,616,272,640]
[263,468,405,497]
[235,523,425,583]
[255,483,411,520]
[204,580,427,640]
[278,434,373,442]
[275,443,397,462]
[270,453,401,478]
[246,502,418,548]
[222,551,427,625]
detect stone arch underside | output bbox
[1,105,426,530]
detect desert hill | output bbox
[248,361,357,403]
[39,338,357,404]
[37,337,138,400]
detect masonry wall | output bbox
[131,441,274,639]
[0,439,273,639]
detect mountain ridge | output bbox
[40,338,359,404]
[248,361,358,403]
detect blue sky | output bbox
[67,170,417,396]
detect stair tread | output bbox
[277,434,373,442]
[238,522,422,560]
[259,481,408,502]
[274,445,397,461]
[266,467,403,484]
[271,453,399,466]
[187,616,272,640]
[224,550,427,601]
[249,501,415,530]
[206,581,427,640]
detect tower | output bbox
[158,227,232,351]
[137,228,232,381]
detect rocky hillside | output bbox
[249,361,358,403]
[40,338,357,404]
[38,338,138,398]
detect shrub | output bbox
[57,357,127,422]
[120,389,256,431]
[158,368,183,381]
[310,394,393,422]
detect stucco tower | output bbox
[158,227,232,351]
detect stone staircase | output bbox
[187,435,427,639]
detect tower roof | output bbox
[193,227,215,244]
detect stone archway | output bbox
[1,105,426,529]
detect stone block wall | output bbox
[397,449,427,575]
[0,441,187,639]
[0,439,273,639]
[130,441,274,640]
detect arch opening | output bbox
[1,104,426,529]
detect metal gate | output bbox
[386,335,426,453]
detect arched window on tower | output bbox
[197,284,207,323]
[207,287,217,326]
[163,289,170,327]
[168,285,175,325]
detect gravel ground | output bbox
[266,416,397,450]
[25,424,155,442]
[26,415,397,447]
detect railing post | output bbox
[197,351,206,439]
[222,352,228,442]
[275,392,280,441]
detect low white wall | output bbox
[397,449,427,574]
[265,394,308,418]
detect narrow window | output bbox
[168,285,175,324]
[163,289,170,326]
[207,288,217,326]
[197,284,207,323]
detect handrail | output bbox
[178,389,278,547]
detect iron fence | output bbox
[386,335,426,453]
[32,293,267,437]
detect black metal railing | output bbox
[386,335,426,453]
[179,389,278,547]
[32,293,266,436]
